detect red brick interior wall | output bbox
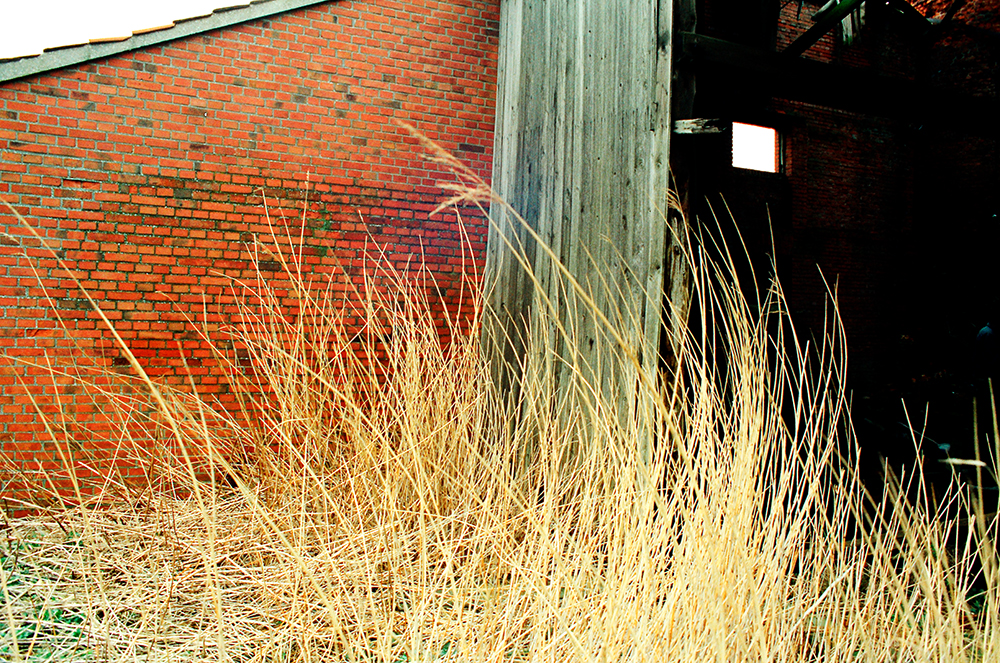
[0,0,499,507]
[699,0,998,471]
[695,0,923,387]
[774,101,916,368]
[771,1,998,396]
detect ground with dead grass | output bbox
[2,181,999,662]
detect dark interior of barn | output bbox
[677,0,1000,500]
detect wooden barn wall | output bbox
[485,0,672,407]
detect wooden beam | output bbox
[942,0,970,24]
[684,32,999,123]
[784,0,866,57]
[759,0,781,49]
[673,118,727,134]
[885,0,933,32]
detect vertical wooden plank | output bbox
[646,0,673,379]
[483,0,524,397]
[486,0,676,418]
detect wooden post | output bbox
[484,0,679,425]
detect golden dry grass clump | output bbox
[1,194,1000,662]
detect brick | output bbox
[0,0,498,492]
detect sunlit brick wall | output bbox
[0,0,499,506]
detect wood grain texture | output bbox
[485,0,679,412]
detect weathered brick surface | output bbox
[771,2,998,394]
[694,0,925,387]
[698,1,996,392]
[773,0,920,344]
[0,0,499,504]
[696,1,998,475]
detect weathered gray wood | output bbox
[673,118,727,134]
[485,0,678,420]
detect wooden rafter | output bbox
[885,0,934,32]
[783,0,866,57]
[685,32,998,123]
[941,0,971,24]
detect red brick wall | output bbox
[0,0,499,506]
[700,0,997,464]
[695,1,924,387]
[771,1,916,369]
[770,2,999,396]
[774,101,916,367]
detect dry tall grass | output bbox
[1,184,999,662]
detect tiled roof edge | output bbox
[0,0,331,84]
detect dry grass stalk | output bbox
[1,166,999,662]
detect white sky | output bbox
[732,122,779,173]
[0,1,236,60]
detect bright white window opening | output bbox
[732,122,779,173]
